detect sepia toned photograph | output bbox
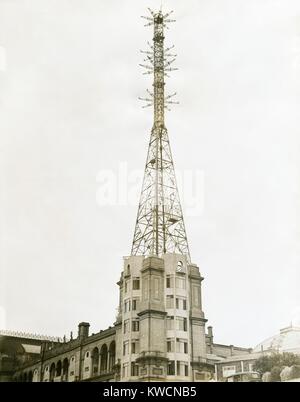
[0,0,300,386]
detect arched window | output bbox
[50,363,56,382]
[109,341,116,371]
[62,358,69,382]
[56,360,62,377]
[42,365,48,382]
[91,347,99,376]
[177,261,183,272]
[33,369,39,382]
[100,344,108,374]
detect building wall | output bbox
[117,254,208,382]
[13,328,118,382]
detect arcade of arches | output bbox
[16,341,116,382]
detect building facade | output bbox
[115,255,208,381]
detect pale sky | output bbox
[0,0,300,348]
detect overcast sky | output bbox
[0,0,300,348]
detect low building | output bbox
[214,325,300,381]
[0,330,60,382]
[12,323,117,382]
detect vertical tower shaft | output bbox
[153,12,165,127]
[132,9,190,260]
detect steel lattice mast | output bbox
[131,8,190,260]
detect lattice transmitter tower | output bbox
[131,8,190,260]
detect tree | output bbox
[288,365,300,380]
[270,366,281,382]
[254,352,300,380]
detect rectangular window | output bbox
[176,317,184,331]
[176,338,181,353]
[132,320,139,332]
[133,278,140,290]
[166,316,174,330]
[167,341,171,352]
[167,361,175,375]
[175,297,187,310]
[124,299,131,313]
[177,361,181,376]
[175,317,187,331]
[131,362,139,377]
[184,364,189,376]
[184,342,188,354]
[132,299,138,311]
[166,295,174,309]
[167,339,174,353]
[176,338,188,353]
[131,341,139,354]
[123,319,130,334]
[166,276,173,288]
[123,341,129,356]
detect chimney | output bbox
[78,322,90,340]
[40,341,49,355]
[207,326,213,342]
